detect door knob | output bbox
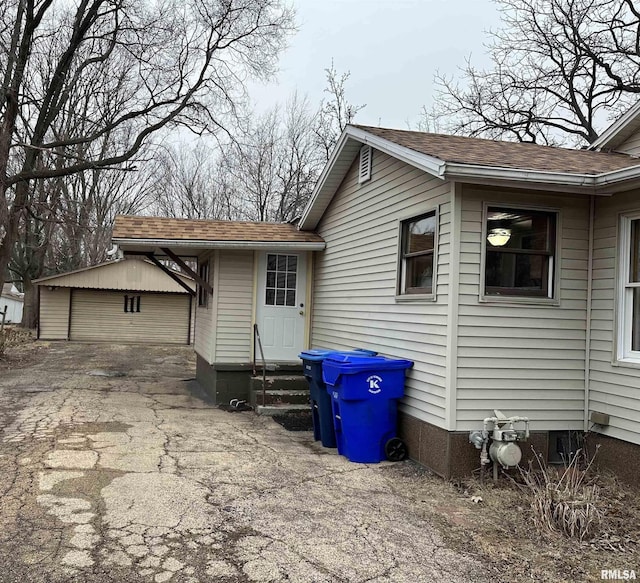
[299,310,304,316]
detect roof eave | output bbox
[299,125,640,232]
[1,293,23,301]
[445,161,640,194]
[33,259,124,284]
[594,164,640,191]
[113,238,326,251]
[589,101,640,151]
[299,126,446,230]
[444,163,601,193]
[298,130,356,231]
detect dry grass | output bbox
[518,447,602,540]
[1,326,34,355]
[0,327,42,368]
[388,455,640,582]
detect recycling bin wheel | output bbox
[385,437,407,462]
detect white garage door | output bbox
[70,290,191,345]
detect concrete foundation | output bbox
[399,412,640,485]
[195,355,253,406]
[584,432,640,486]
[396,412,547,480]
[195,354,305,407]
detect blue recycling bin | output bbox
[322,354,413,463]
[299,348,377,448]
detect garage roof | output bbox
[34,259,194,293]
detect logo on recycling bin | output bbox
[366,375,383,394]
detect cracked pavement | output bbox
[0,343,490,582]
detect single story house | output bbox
[35,258,195,345]
[1,283,24,324]
[112,217,325,403]
[113,101,640,483]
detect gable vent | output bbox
[358,145,372,184]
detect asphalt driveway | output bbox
[0,343,489,583]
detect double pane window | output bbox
[399,212,436,295]
[485,207,556,298]
[198,261,209,308]
[629,220,640,351]
[620,217,640,358]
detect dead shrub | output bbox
[0,327,33,359]
[519,447,603,541]
[4,327,33,346]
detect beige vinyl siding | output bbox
[39,287,70,340]
[194,252,216,363]
[214,250,254,363]
[589,189,640,445]
[312,150,453,429]
[69,290,190,344]
[39,259,194,293]
[189,299,196,345]
[614,132,640,156]
[455,186,589,431]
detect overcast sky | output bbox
[248,0,501,129]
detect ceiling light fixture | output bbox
[487,228,511,247]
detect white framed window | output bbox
[198,260,210,308]
[265,253,297,307]
[617,213,640,362]
[481,205,558,301]
[398,210,437,297]
[358,145,372,184]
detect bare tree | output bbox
[426,0,640,145]
[224,93,321,221]
[153,144,234,220]
[0,0,294,296]
[10,145,158,328]
[314,61,366,159]
[151,63,364,224]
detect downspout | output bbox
[36,285,41,340]
[67,288,74,341]
[584,195,595,431]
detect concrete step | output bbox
[250,375,309,393]
[253,363,303,375]
[256,403,311,416]
[250,374,310,408]
[253,389,310,406]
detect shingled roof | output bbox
[354,125,640,175]
[113,215,324,244]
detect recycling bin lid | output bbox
[323,354,414,373]
[298,348,378,362]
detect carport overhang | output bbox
[113,237,327,257]
[113,237,326,298]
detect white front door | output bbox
[256,252,307,362]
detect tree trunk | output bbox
[21,277,37,330]
[0,235,13,299]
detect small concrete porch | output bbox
[250,367,310,416]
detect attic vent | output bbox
[358,145,372,184]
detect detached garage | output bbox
[35,259,195,345]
